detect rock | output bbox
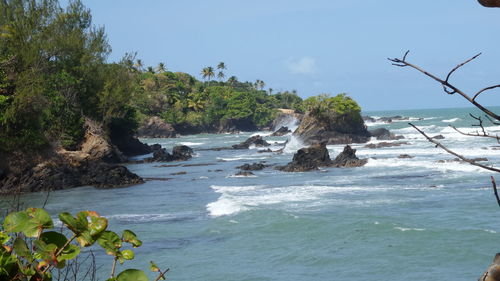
[172,145,193,161]
[437,157,488,163]
[257,148,273,153]
[369,128,405,140]
[277,142,332,172]
[398,154,414,159]
[364,141,409,149]
[362,116,376,123]
[81,118,127,163]
[232,135,270,149]
[432,135,445,140]
[149,147,174,162]
[237,163,268,171]
[478,253,500,281]
[137,116,177,138]
[86,162,143,189]
[234,171,255,177]
[330,145,367,168]
[293,109,370,145]
[272,113,302,131]
[271,126,292,136]
[170,171,187,175]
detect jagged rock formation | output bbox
[330,145,367,168]
[369,128,404,140]
[271,126,292,136]
[294,110,370,145]
[232,135,271,149]
[236,163,268,171]
[145,145,194,162]
[364,141,410,149]
[137,116,177,138]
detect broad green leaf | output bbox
[33,239,57,261]
[76,231,95,247]
[97,231,122,255]
[122,230,142,248]
[59,212,85,234]
[13,238,32,260]
[26,208,53,229]
[121,249,134,260]
[116,269,148,281]
[3,211,29,233]
[40,231,67,248]
[88,216,108,237]
[58,244,80,261]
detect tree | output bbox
[134,59,144,72]
[228,76,238,85]
[217,71,225,81]
[201,66,215,84]
[156,62,166,73]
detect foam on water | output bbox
[442,118,461,123]
[283,136,305,154]
[179,142,204,146]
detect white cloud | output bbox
[286,57,317,75]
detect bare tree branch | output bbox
[409,123,500,173]
[492,176,500,208]
[449,125,500,143]
[473,84,500,101]
[388,52,500,122]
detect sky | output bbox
[75,0,500,111]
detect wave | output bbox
[179,141,204,146]
[106,212,202,223]
[442,118,461,123]
[283,136,305,154]
[394,227,425,232]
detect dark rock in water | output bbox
[362,116,376,123]
[235,171,255,177]
[364,141,409,149]
[232,135,270,149]
[257,148,273,153]
[150,144,162,151]
[172,145,194,161]
[432,134,445,140]
[237,163,268,171]
[87,162,143,189]
[330,145,367,168]
[398,154,414,159]
[369,128,405,140]
[170,171,187,175]
[293,109,370,145]
[437,157,488,164]
[271,126,292,137]
[137,116,177,138]
[277,142,332,172]
[478,253,500,281]
[378,117,393,123]
[146,145,193,162]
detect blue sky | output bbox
[78,0,500,110]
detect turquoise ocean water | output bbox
[7,106,500,280]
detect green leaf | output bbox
[88,215,107,237]
[116,269,148,281]
[122,230,142,248]
[97,231,122,255]
[59,212,86,234]
[40,231,67,248]
[3,211,29,233]
[33,239,57,261]
[13,238,32,261]
[0,231,10,245]
[58,244,80,261]
[121,249,134,260]
[26,208,53,229]
[149,261,160,272]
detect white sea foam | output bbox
[394,227,425,232]
[442,118,461,123]
[283,136,305,154]
[106,212,199,223]
[179,141,204,146]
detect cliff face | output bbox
[293,110,370,145]
[0,119,148,194]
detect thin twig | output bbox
[388,52,500,122]
[449,125,500,142]
[154,268,170,281]
[473,84,500,101]
[409,123,500,173]
[492,176,500,208]
[445,53,482,83]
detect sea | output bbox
[7,106,500,281]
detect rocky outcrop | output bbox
[432,134,445,140]
[364,141,409,149]
[293,110,370,145]
[145,145,193,162]
[232,135,270,149]
[398,154,414,159]
[369,128,404,140]
[272,113,302,131]
[234,171,255,177]
[478,253,500,281]
[330,145,367,168]
[277,143,332,172]
[237,163,268,171]
[137,116,177,138]
[271,126,292,136]
[81,119,126,163]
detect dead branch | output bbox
[409,123,500,173]
[470,113,488,136]
[388,52,500,122]
[492,176,500,208]
[449,125,500,143]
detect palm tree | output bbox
[268,88,273,95]
[217,71,225,81]
[255,80,265,90]
[134,59,144,72]
[201,66,215,84]
[147,66,155,74]
[227,76,238,85]
[156,62,166,73]
[217,62,226,71]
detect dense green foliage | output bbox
[0,0,137,152]
[0,207,168,280]
[0,0,363,155]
